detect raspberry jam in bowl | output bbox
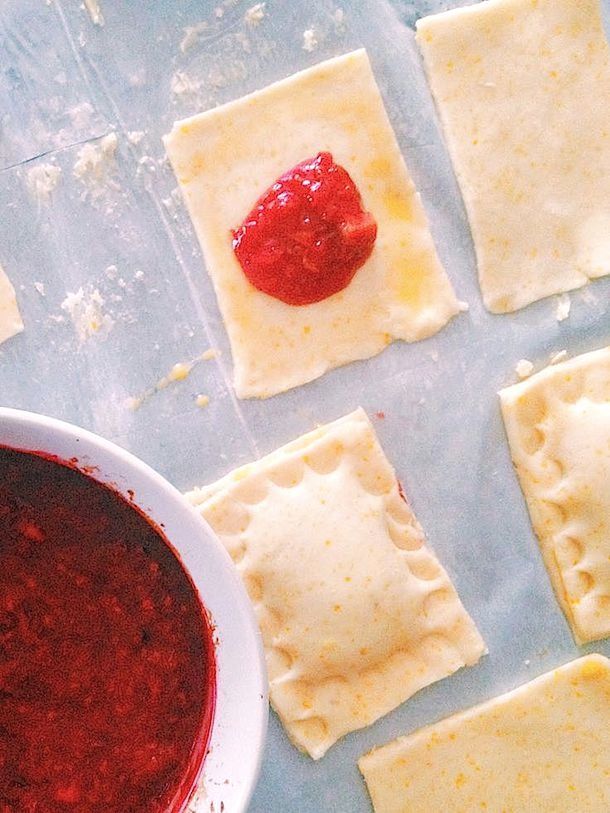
[0,408,267,813]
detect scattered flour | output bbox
[137,155,157,174]
[245,3,266,25]
[83,0,104,26]
[73,134,119,208]
[515,359,534,379]
[162,187,183,214]
[73,132,118,181]
[549,349,568,365]
[302,28,318,52]
[26,163,61,200]
[171,71,202,97]
[127,130,145,145]
[180,21,209,52]
[555,293,571,322]
[61,288,114,342]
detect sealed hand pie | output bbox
[360,655,610,812]
[417,0,610,313]
[186,409,484,758]
[501,346,610,643]
[165,50,460,398]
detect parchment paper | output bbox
[2,1,610,809]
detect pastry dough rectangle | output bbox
[187,409,484,758]
[0,264,23,346]
[359,654,610,813]
[165,50,460,398]
[500,346,610,643]
[416,0,610,313]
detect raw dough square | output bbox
[500,346,610,644]
[359,654,610,813]
[0,264,23,346]
[186,409,485,758]
[165,50,460,398]
[416,0,610,313]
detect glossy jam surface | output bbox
[0,447,215,813]
[233,151,377,306]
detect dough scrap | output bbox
[500,346,610,643]
[187,409,485,758]
[0,264,23,346]
[359,654,610,813]
[165,50,460,398]
[416,0,610,313]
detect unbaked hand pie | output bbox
[186,409,485,758]
[165,50,461,398]
[500,346,610,644]
[417,0,610,313]
[0,263,23,346]
[360,654,610,812]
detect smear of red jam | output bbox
[232,151,377,306]
[0,447,215,813]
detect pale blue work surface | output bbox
[1,1,610,810]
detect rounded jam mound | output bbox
[233,152,377,306]
[0,447,215,813]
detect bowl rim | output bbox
[0,406,268,813]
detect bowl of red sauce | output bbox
[0,407,267,813]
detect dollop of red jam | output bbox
[0,447,215,813]
[232,151,377,306]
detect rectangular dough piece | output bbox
[0,263,23,346]
[359,654,610,813]
[500,347,610,644]
[186,409,485,758]
[416,0,610,313]
[165,50,460,398]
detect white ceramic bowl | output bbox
[0,407,268,813]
